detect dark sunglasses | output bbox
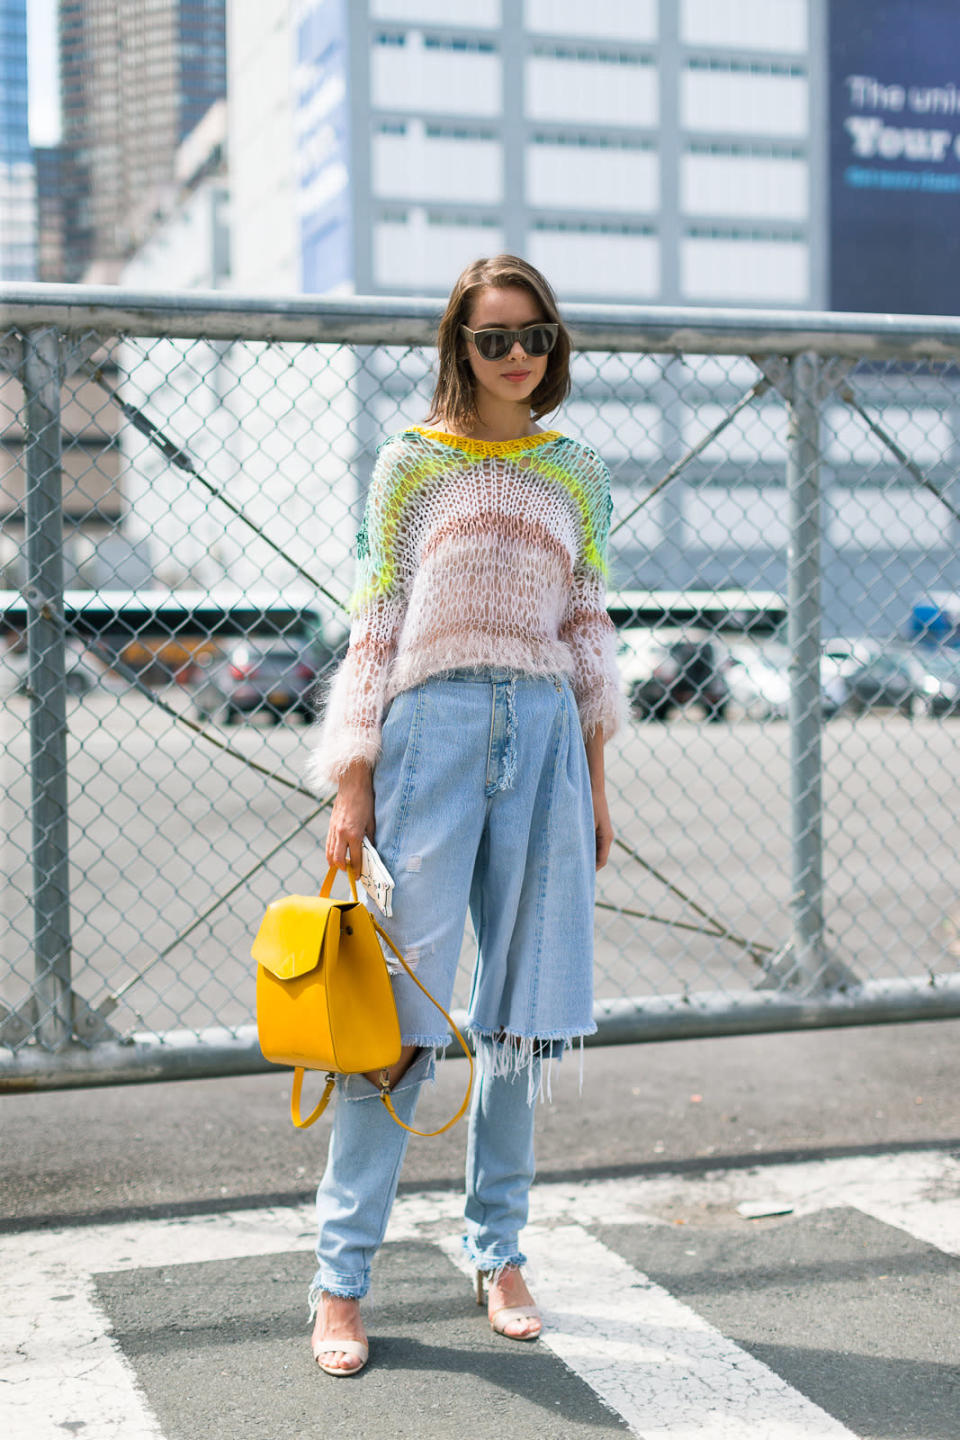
[460,322,559,362]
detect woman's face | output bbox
[462,285,550,411]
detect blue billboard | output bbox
[293,0,353,294]
[829,0,960,315]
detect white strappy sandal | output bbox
[476,1268,542,1341]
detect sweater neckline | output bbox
[409,426,563,457]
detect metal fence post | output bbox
[22,325,72,1049]
[786,351,826,990]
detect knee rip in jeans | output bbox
[384,942,425,976]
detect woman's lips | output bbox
[502,371,531,381]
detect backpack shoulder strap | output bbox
[371,917,474,1137]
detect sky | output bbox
[27,0,60,147]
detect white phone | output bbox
[359,836,395,917]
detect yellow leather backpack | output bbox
[253,866,472,1134]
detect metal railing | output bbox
[3,282,960,1091]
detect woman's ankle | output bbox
[316,1293,363,1318]
[313,1293,366,1339]
[488,1266,534,1298]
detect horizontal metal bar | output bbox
[586,974,960,1043]
[3,976,960,1091]
[4,282,960,358]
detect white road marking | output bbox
[3,1272,166,1440]
[567,1150,960,1256]
[2,1148,959,1440]
[441,1225,858,1440]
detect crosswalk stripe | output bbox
[441,1226,858,1439]
[2,1272,165,1440]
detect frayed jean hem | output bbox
[462,1236,528,1281]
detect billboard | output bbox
[293,0,353,294]
[829,0,960,315]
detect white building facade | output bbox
[229,0,823,306]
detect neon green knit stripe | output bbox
[350,448,466,609]
[524,455,609,576]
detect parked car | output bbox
[820,636,878,714]
[627,633,729,721]
[1,636,103,696]
[193,640,323,724]
[839,651,921,717]
[615,626,669,702]
[913,648,960,716]
[722,642,791,721]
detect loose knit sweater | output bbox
[306,425,622,790]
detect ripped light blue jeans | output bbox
[311,669,595,1306]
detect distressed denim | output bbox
[310,668,595,1305]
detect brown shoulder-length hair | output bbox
[426,254,572,430]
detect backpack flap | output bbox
[251,894,340,980]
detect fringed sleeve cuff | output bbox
[569,613,626,740]
[304,720,383,794]
[576,666,626,740]
[561,569,624,742]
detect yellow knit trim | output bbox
[409,426,563,458]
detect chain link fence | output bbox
[3,288,960,1089]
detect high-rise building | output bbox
[0,0,36,280]
[35,144,65,281]
[58,0,226,279]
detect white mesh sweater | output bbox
[306,425,623,790]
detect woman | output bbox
[305,254,621,1375]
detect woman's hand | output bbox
[326,760,375,872]
[584,725,614,870]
